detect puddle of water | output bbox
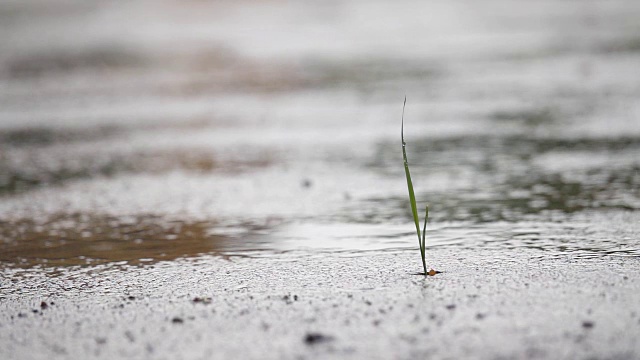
[366,134,640,222]
[5,47,144,79]
[1,0,639,271]
[0,134,274,196]
[0,213,283,268]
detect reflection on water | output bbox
[1,0,640,270]
[0,213,277,268]
[365,134,640,223]
[268,213,640,260]
[0,132,273,195]
[6,48,144,79]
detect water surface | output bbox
[1,0,639,271]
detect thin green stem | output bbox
[421,205,429,274]
[401,97,428,275]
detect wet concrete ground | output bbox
[2,250,640,359]
[1,0,640,359]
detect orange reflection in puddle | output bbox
[0,213,241,268]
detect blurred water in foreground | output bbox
[1,0,639,268]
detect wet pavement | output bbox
[2,249,639,359]
[1,0,640,359]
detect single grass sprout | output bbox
[401,97,437,276]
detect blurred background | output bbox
[1,0,639,268]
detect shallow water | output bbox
[2,3,640,360]
[1,0,640,270]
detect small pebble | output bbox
[304,332,333,345]
[192,297,212,304]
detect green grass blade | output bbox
[421,205,429,271]
[401,97,428,274]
